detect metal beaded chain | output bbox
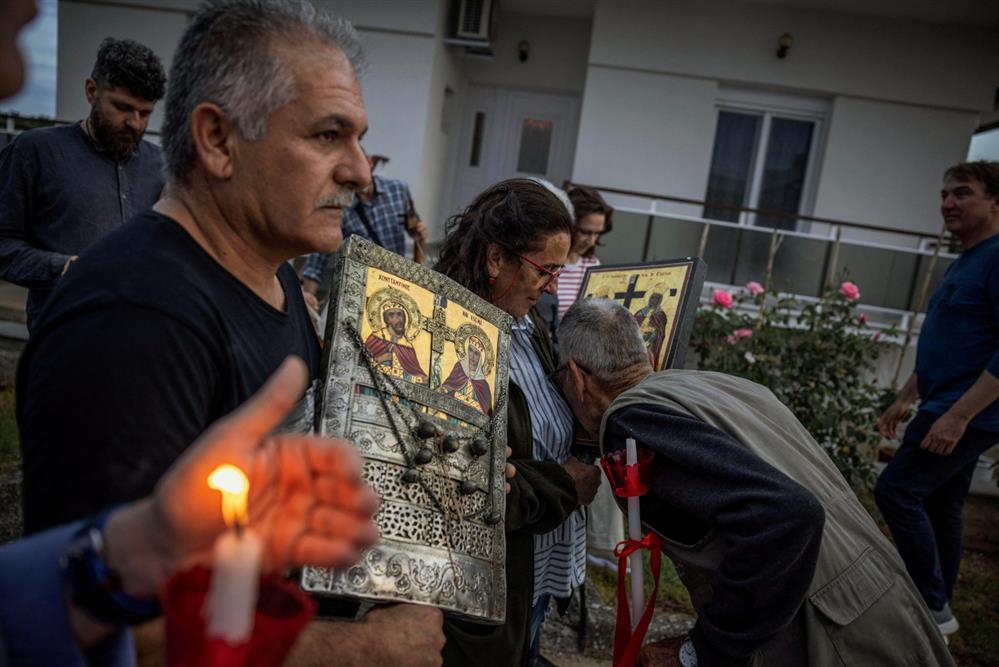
[345,322,507,525]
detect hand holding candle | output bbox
[103,357,380,602]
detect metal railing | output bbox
[564,182,953,308]
[564,182,954,388]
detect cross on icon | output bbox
[421,294,457,389]
[615,274,646,308]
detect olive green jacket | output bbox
[602,370,955,666]
[443,311,578,667]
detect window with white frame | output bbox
[703,88,828,230]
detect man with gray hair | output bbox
[17,1,443,664]
[555,299,953,666]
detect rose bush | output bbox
[691,280,893,489]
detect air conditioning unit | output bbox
[456,0,493,41]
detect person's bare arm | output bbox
[302,277,320,296]
[921,370,999,455]
[877,373,919,439]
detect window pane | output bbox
[703,111,761,222]
[755,117,814,230]
[516,118,553,175]
[469,111,485,167]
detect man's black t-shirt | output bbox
[17,210,321,533]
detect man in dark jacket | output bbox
[0,37,165,329]
[555,299,953,666]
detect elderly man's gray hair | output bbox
[558,299,650,388]
[161,0,364,182]
[528,177,574,219]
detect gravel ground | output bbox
[538,577,695,665]
[0,470,21,544]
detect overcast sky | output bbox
[1,0,58,118]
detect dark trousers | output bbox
[875,410,998,611]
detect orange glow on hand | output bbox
[207,464,249,528]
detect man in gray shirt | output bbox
[0,37,166,329]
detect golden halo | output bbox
[366,287,422,340]
[454,323,494,376]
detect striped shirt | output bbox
[508,316,586,603]
[556,256,601,319]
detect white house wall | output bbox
[589,0,996,112]
[351,28,435,208]
[572,66,719,215]
[814,97,979,243]
[575,0,999,235]
[323,1,442,237]
[416,1,462,241]
[320,0,438,35]
[462,11,592,95]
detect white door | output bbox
[449,85,580,216]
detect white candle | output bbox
[205,464,262,643]
[626,437,644,630]
[206,528,263,642]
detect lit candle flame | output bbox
[207,464,249,528]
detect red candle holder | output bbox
[600,447,654,499]
[164,566,316,667]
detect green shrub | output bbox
[690,279,893,489]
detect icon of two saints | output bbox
[363,288,493,416]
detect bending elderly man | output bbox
[555,299,953,667]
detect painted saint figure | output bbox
[633,283,669,363]
[364,300,428,383]
[442,335,493,415]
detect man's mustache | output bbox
[316,191,355,209]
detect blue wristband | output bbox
[60,507,162,626]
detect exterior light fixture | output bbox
[777,33,794,59]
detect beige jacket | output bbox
[600,370,954,666]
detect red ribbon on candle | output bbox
[164,566,316,667]
[612,533,663,667]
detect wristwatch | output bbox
[679,637,698,667]
[60,508,162,626]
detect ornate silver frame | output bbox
[301,237,512,624]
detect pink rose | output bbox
[840,281,860,301]
[712,289,734,309]
[725,334,737,345]
[733,328,753,340]
[858,313,867,325]
[873,331,882,341]
[745,281,764,296]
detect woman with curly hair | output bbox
[435,179,602,667]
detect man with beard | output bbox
[442,335,493,415]
[0,37,165,329]
[364,300,429,383]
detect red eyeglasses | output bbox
[517,254,565,288]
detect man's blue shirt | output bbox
[916,233,999,430]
